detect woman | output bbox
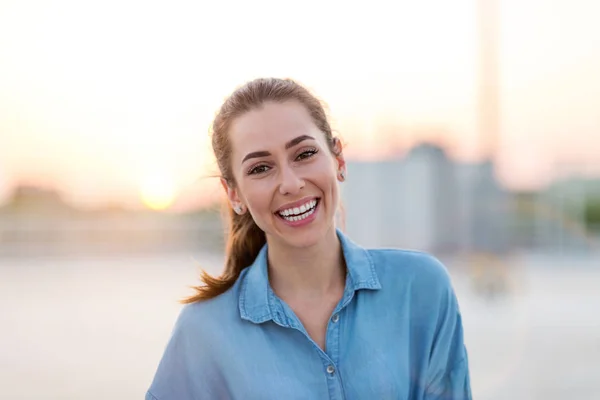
[146,78,472,400]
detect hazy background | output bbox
[1,0,599,399]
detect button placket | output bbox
[325,308,342,370]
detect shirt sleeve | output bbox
[146,305,225,400]
[145,391,159,400]
[425,357,472,400]
[423,264,473,400]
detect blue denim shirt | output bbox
[146,230,471,400]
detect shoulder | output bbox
[173,276,244,340]
[367,247,453,291]
[365,247,459,319]
[147,276,246,399]
[366,248,464,342]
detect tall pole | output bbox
[477,0,500,162]
[476,0,506,258]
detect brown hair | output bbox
[182,77,340,303]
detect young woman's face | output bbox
[223,100,346,249]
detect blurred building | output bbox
[342,143,511,255]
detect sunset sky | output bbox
[1,0,599,210]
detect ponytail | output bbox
[181,205,266,303]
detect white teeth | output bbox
[283,207,316,222]
[278,199,318,221]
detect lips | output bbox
[275,197,319,216]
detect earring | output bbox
[339,170,346,181]
[233,205,243,214]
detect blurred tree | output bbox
[3,184,74,216]
[584,197,600,231]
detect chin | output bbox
[274,221,334,250]
[282,231,323,249]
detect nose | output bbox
[278,164,305,195]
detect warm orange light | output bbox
[140,173,176,211]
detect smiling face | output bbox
[222,100,346,249]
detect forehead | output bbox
[229,101,323,153]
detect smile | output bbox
[277,199,319,222]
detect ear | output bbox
[220,177,245,213]
[332,137,346,181]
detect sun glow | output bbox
[139,173,177,211]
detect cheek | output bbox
[239,181,273,216]
[312,158,338,186]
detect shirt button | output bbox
[326,365,335,375]
[331,313,340,323]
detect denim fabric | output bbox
[146,229,472,400]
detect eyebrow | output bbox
[241,134,315,163]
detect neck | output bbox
[266,227,346,300]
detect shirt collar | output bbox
[238,228,381,324]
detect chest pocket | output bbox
[338,336,412,400]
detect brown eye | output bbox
[296,148,318,161]
[248,164,270,175]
